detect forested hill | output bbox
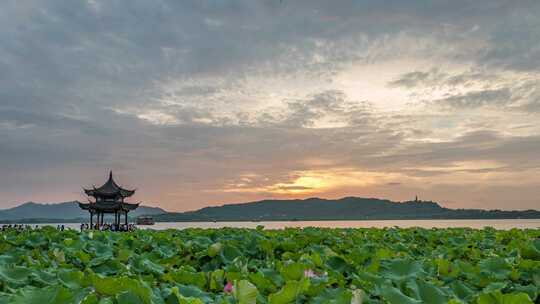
[0,201,166,222]
[154,197,540,221]
[3,197,539,223]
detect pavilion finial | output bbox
[109,170,113,180]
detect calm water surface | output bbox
[31,219,540,230]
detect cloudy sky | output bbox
[1,1,539,211]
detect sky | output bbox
[1,1,540,211]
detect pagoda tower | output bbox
[79,171,139,227]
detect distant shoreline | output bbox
[3,216,540,224]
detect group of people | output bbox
[80,223,136,232]
[1,223,137,232]
[1,224,36,231]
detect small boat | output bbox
[136,216,155,225]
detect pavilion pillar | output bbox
[124,211,128,225]
[90,212,93,227]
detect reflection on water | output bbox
[27,219,540,230]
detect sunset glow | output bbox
[223,169,404,197]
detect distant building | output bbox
[79,171,139,226]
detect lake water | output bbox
[27,219,540,230]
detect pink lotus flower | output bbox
[304,269,316,278]
[224,281,234,293]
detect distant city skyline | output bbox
[1,1,539,211]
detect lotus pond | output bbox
[0,227,539,303]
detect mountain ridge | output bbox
[154,196,540,221]
[2,197,539,223]
[0,201,166,222]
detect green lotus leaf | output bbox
[0,265,31,286]
[310,288,353,304]
[92,275,122,296]
[483,282,507,293]
[92,275,153,303]
[133,255,165,275]
[210,269,225,291]
[9,285,75,304]
[80,292,100,304]
[76,250,92,264]
[220,244,242,264]
[24,235,47,248]
[171,268,207,289]
[30,269,57,286]
[208,242,223,257]
[476,291,533,304]
[375,248,394,260]
[436,258,459,277]
[0,292,12,303]
[279,261,305,281]
[415,280,449,304]
[117,291,144,304]
[93,259,126,275]
[326,256,352,273]
[174,284,213,303]
[261,269,285,287]
[58,268,85,289]
[249,271,277,294]
[89,255,112,267]
[92,243,114,257]
[521,240,540,260]
[511,285,537,302]
[450,280,476,301]
[380,259,424,280]
[116,248,132,262]
[234,279,258,304]
[379,285,422,304]
[98,297,114,304]
[0,253,19,264]
[268,280,309,304]
[478,257,512,280]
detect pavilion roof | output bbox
[84,171,135,198]
[78,201,139,212]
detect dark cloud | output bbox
[369,130,540,173]
[275,185,313,191]
[433,88,512,109]
[388,69,501,89]
[389,68,540,111]
[1,0,539,210]
[388,70,446,88]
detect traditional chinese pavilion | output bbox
[79,171,139,227]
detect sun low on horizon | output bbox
[1,1,540,212]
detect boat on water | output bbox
[136,216,155,225]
